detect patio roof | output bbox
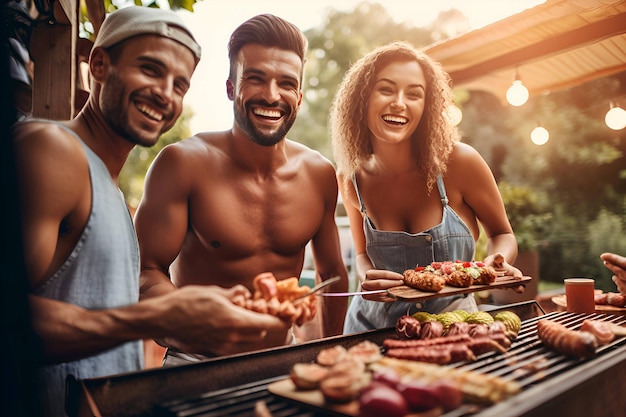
[423,0,626,103]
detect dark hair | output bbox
[227,14,308,81]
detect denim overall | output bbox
[343,175,478,334]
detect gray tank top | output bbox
[343,175,476,334]
[29,122,143,417]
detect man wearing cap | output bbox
[13,7,288,416]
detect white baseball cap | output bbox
[92,6,201,62]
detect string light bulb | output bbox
[530,124,549,145]
[605,102,626,130]
[506,68,529,107]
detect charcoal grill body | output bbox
[67,301,626,417]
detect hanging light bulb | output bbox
[605,102,626,130]
[506,68,529,107]
[530,124,549,145]
[445,104,463,126]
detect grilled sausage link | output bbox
[383,333,471,349]
[536,319,597,359]
[579,320,615,346]
[385,343,476,364]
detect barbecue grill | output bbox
[67,301,626,417]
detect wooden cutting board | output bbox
[267,378,359,416]
[387,276,532,301]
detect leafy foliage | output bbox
[498,182,551,251]
[118,107,194,208]
[460,68,625,286]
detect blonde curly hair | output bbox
[330,41,459,193]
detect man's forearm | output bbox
[29,295,155,363]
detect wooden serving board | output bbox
[267,378,359,416]
[551,294,626,314]
[387,276,532,301]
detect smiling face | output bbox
[366,59,426,146]
[227,43,303,147]
[98,35,196,147]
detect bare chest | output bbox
[188,176,326,257]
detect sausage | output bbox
[289,363,329,390]
[466,337,509,355]
[396,315,421,339]
[607,292,626,308]
[319,359,370,403]
[594,292,608,305]
[253,272,278,299]
[383,333,471,349]
[385,343,476,364]
[347,340,383,364]
[420,320,444,339]
[536,319,597,359]
[316,345,348,366]
[580,320,615,345]
[468,323,490,338]
[446,321,470,336]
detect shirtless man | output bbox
[134,14,349,364]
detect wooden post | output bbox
[29,0,76,120]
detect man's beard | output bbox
[234,101,297,147]
[100,71,170,148]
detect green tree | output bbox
[460,71,626,286]
[119,107,194,209]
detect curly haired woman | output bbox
[330,42,522,334]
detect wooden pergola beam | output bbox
[447,12,626,86]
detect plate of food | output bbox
[386,261,531,302]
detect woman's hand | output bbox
[484,252,524,293]
[361,269,403,302]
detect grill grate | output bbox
[156,376,327,417]
[456,311,626,390]
[156,311,626,417]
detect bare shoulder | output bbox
[286,139,338,196]
[13,120,86,167]
[13,120,90,215]
[447,142,490,173]
[14,120,78,147]
[286,139,334,171]
[449,141,482,160]
[154,131,229,165]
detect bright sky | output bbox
[176,0,544,134]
